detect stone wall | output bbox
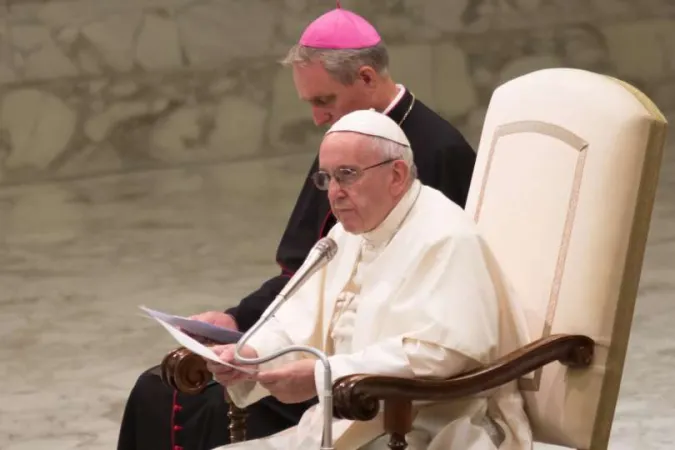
[0,0,673,186]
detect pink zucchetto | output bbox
[298,1,381,49]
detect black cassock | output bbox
[117,90,477,450]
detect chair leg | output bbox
[387,433,408,450]
[384,399,412,450]
[227,403,248,443]
[222,391,248,444]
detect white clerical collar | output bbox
[362,179,421,248]
[382,84,406,115]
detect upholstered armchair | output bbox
[160,68,668,449]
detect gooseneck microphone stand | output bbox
[233,237,338,450]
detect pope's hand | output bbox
[190,311,239,331]
[256,359,318,404]
[206,344,258,386]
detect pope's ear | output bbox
[391,160,409,186]
[357,66,378,87]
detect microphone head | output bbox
[274,237,338,302]
[313,237,338,261]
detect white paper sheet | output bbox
[140,305,243,344]
[150,315,258,375]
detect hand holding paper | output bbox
[256,359,318,403]
[207,344,261,385]
[150,313,258,376]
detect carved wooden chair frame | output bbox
[158,68,667,450]
[161,334,594,448]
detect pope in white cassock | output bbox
[206,109,533,450]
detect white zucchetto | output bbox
[325,109,411,147]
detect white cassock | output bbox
[215,180,533,450]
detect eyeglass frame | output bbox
[311,158,397,191]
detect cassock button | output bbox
[173,425,183,431]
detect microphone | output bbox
[260,237,338,321]
[233,236,339,450]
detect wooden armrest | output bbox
[160,345,249,443]
[332,333,594,421]
[160,347,213,395]
[160,336,220,394]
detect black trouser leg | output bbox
[117,365,317,450]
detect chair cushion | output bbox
[465,68,668,449]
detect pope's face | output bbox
[317,132,408,234]
[292,62,373,127]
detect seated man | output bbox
[117,7,476,448]
[206,109,533,450]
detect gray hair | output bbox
[280,43,389,85]
[369,135,418,181]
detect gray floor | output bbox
[0,133,673,449]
